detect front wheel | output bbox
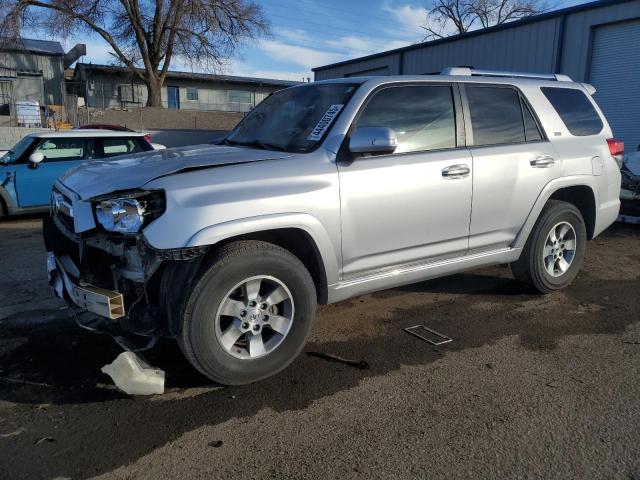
[510,200,587,293]
[178,241,317,385]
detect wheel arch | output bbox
[514,178,598,249]
[172,213,340,304]
[0,187,14,216]
[548,186,596,239]
[212,228,330,305]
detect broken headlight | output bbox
[94,191,165,235]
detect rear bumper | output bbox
[47,251,125,320]
[593,198,620,238]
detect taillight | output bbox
[144,134,152,143]
[607,138,624,157]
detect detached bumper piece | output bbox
[101,352,165,396]
[53,256,125,320]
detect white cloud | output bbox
[259,40,344,70]
[325,35,409,58]
[222,58,308,81]
[383,2,429,39]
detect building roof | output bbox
[74,63,300,87]
[0,38,64,56]
[26,130,147,139]
[313,0,631,72]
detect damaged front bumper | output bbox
[44,200,207,336]
[47,252,125,320]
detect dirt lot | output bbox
[0,217,638,480]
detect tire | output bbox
[178,240,317,385]
[510,200,587,294]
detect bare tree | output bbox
[0,0,269,106]
[422,0,551,40]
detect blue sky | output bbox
[62,0,584,81]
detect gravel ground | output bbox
[0,217,638,480]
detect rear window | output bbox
[541,87,603,136]
[99,138,146,158]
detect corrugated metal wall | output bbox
[401,18,560,75]
[314,0,640,81]
[561,1,640,79]
[0,51,64,104]
[589,19,640,151]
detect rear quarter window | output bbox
[541,87,603,136]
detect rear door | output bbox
[462,84,559,250]
[14,137,91,207]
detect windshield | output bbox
[2,136,34,164]
[225,83,360,153]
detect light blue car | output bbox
[0,131,155,218]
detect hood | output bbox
[60,144,292,200]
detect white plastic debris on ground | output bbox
[101,352,165,395]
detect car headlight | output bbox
[94,191,165,234]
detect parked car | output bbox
[77,124,166,150]
[44,68,621,385]
[0,130,157,217]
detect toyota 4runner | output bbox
[44,68,622,385]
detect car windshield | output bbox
[2,136,34,164]
[224,83,360,153]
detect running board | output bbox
[328,247,521,303]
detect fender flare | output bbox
[0,186,16,214]
[184,212,341,285]
[512,176,597,250]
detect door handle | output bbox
[530,155,555,168]
[442,164,470,179]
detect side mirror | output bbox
[349,127,398,155]
[29,152,45,166]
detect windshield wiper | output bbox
[221,138,286,152]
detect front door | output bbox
[167,86,180,109]
[338,83,472,279]
[462,84,560,250]
[14,137,91,207]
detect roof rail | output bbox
[441,67,572,82]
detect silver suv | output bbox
[45,68,622,385]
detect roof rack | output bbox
[440,67,572,82]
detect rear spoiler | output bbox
[581,83,596,95]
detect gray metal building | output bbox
[70,63,299,113]
[313,0,640,152]
[0,38,84,106]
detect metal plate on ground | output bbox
[403,325,453,346]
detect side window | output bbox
[186,87,198,101]
[541,87,603,136]
[100,138,144,158]
[34,138,86,162]
[355,85,456,154]
[521,98,543,142]
[466,86,525,146]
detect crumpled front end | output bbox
[44,182,207,336]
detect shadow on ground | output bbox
[0,223,638,479]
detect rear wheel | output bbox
[510,200,587,293]
[178,241,317,385]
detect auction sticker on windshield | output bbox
[307,104,344,141]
